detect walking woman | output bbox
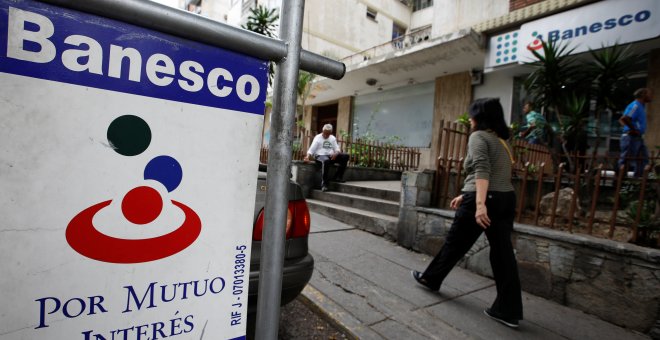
[411,98,523,328]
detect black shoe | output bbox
[333,178,346,183]
[410,270,438,291]
[484,309,519,329]
[321,186,329,192]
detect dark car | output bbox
[247,166,314,313]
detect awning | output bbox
[307,28,485,105]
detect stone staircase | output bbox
[306,181,401,239]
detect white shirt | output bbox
[307,133,340,157]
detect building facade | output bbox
[479,0,660,157]
[183,0,660,170]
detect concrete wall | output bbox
[417,148,432,171]
[397,170,660,335]
[302,0,411,59]
[200,0,230,22]
[224,0,244,27]
[410,6,433,30]
[432,0,508,37]
[474,71,515,123]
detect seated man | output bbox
[519,101,546,145]
[306,124,349,192]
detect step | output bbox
[307,199,398,238]
[329,182,400,202]
[310,190,400,217]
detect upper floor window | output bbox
[186,0,202,14]
[392,23,406,49]
[366,7,378,21]
[412,0,433,12]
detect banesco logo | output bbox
[66,115,202,264]
[527,9,652,51]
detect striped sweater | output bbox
[462,130,514,193]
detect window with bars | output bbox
[412,0,433,12]
[185,0,202,14]
[392,23,406,49]
[186,1,202,14]
[366,7,378,21]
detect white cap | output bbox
[322,124,333,131]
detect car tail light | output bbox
[252,199,311,241]
[288,200,311,238]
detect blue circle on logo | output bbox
[512,55,517,60]
[504,57,509,62]
[144,156,183,192]
[498,37,502,42]
[496,58,501,63]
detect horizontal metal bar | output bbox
[300,51,346,81]
[37,0,345,80]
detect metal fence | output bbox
[260,131,421,171]
[432,120,660,247]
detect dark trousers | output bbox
[422,191,523,320]
[618,134,649,177]
[315,153,349,187]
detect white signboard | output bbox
[518,0,660,63]
[0,0,267,339]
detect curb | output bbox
[299,285,383,339]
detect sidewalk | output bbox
[302,212,651,340]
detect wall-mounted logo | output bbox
[527,31,543,52]
[66,115,201,263]
[493,32,519,65]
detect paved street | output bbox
[303,212,651,340]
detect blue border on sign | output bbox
[0,0,268,114]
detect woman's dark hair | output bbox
[469,97,510,140]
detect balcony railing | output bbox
[340,26,432,66]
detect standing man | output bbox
[618,88,653,177]
[306,124,349,192]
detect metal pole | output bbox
[37,0,345,80]
[255,0,304,338]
